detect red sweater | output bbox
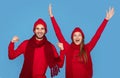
[8,35,64,78]
[50,16,108,78]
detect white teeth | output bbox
[38,32,42,35]
[76,40,79,42]
[37,33,43,37]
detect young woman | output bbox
[48,4,114,78]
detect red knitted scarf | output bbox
[20,35,59,78]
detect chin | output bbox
[35,35,44,39]
[75,43,81,45]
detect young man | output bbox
[8,18,64,78]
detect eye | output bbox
[35,28,39,30]
[78,34,82,37]
[73,34,77,37]
[41,28,45,30]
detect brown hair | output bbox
[78,39,88,63]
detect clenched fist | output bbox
[11,36,19,43]
[57,42,64,50]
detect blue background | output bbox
[0,0,120,78]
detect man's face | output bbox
[34,24,46,40]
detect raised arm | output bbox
[48,4,68,45]
[86,7,114,52]
[8,36,26,59]
[51,42,65,68]
[58,42,64,64]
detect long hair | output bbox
[78,39,88,63]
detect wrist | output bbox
[50,14,53,17]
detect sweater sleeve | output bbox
[8,41,27,60]
[57,50,65,68]
[50,16,69,45]
[51,44,65,68]
[86,19,108,52]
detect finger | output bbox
[109,7,114,17]
[15,38,19,42]
[111,7,115,15]
[49,4,52,10]
[14,37,19,41]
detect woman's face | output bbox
[73,32,83,45]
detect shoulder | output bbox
[45,41,56,50]
[22,39,29,43]
[20,39,29,46]
[46,41,55,46]
[83,44,91,53]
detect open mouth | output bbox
[36,32,44,38]
[38,32,43,35]
[76,39,80,42]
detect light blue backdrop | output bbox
[0,0,120,78]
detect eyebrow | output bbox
[35,27,45,30]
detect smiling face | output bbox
[34,24,46,41]
[73,32,83,45]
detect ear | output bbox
[33,30,35,34]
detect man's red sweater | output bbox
[8,35,64,78]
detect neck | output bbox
[71,42,80,50]
[36,37,43,41]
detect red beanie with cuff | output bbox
[33,18,47,32]
[71,27,84,40]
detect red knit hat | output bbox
[71,27,84,40]
[33,18,47,32]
